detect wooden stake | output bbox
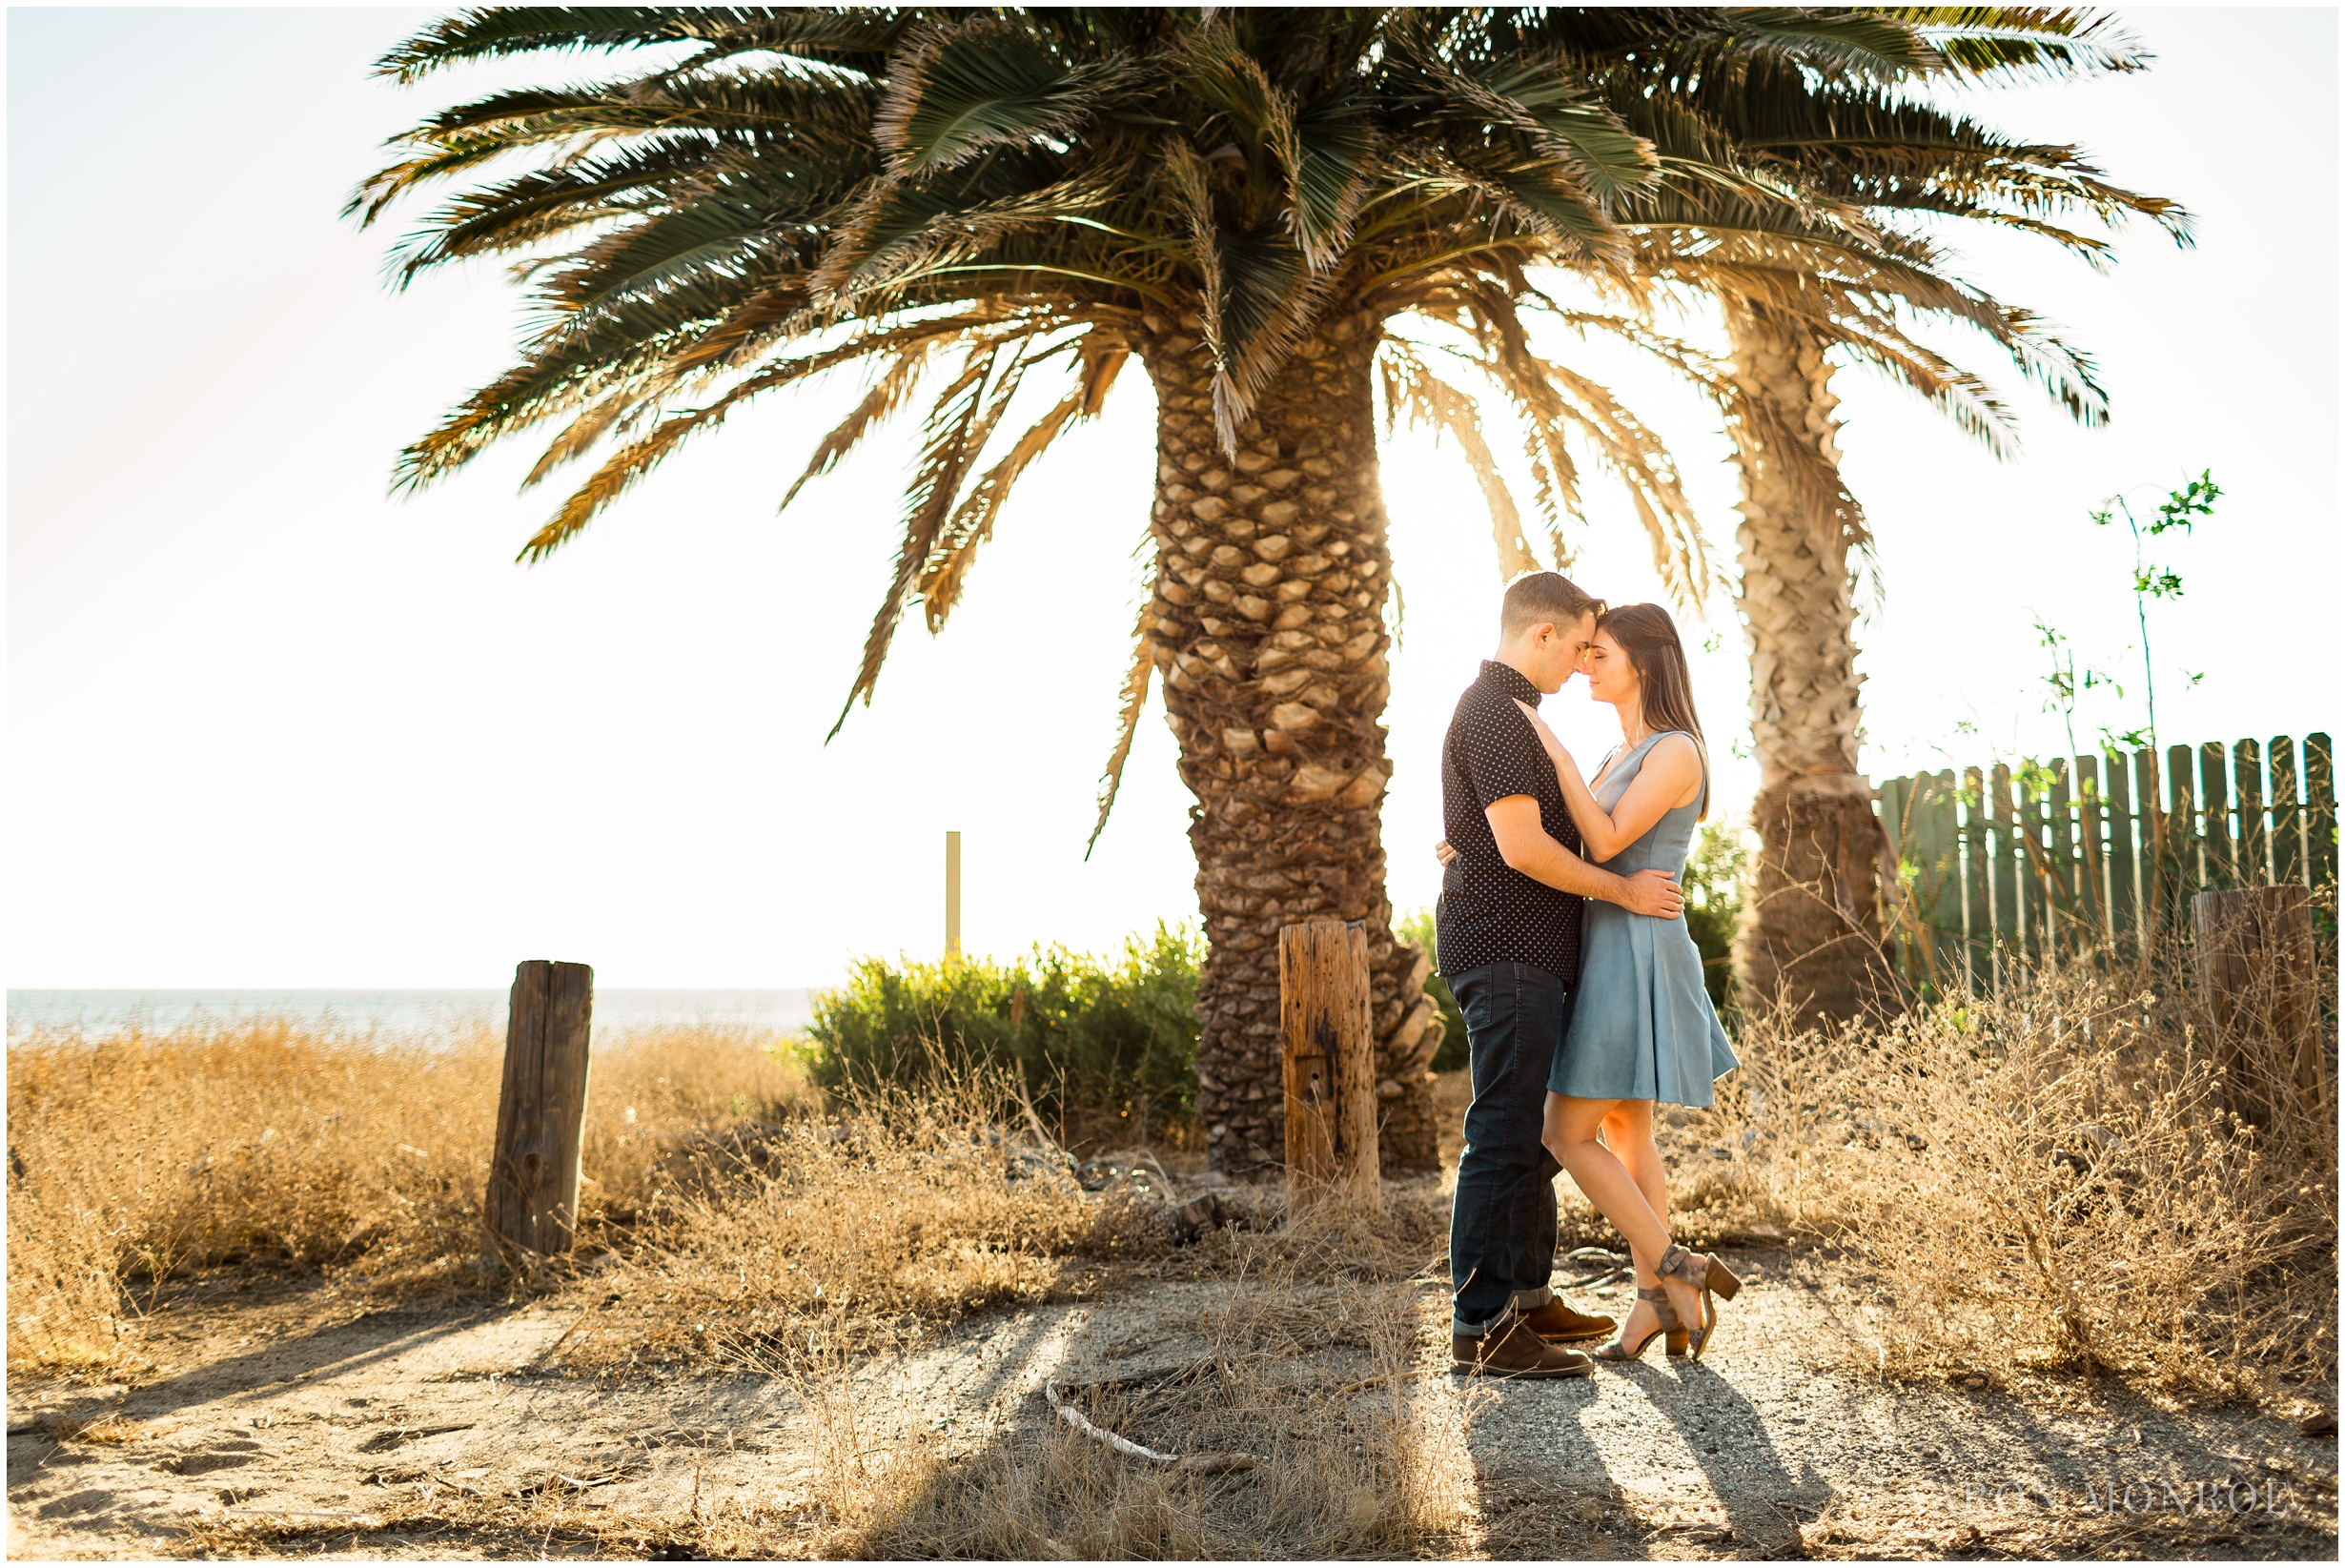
[1279,920,1379,1209]
[485,960,594,1260]
[945,829,963,960]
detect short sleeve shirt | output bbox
[1435,661,1585,984]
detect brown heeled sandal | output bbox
[1590,1287,1690,1361]
[1656,1243,1742,1360]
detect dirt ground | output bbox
[9,1228,2336,1561]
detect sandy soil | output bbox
[9,1243,2335,1561]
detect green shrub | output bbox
[805,924,1201,1139]
[1392,908,1468,1071]
[1682,820,1750,1015]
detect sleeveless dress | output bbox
[1549,729,1740,1107]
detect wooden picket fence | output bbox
[1877,734,2336,994]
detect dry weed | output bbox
[1155,1175,1450,1296]
[6,1018,803,1366]
[566,1070,1140,1370]
[1692,942,2336,1398]
[747,1240,1477,1559]
[48,1414,152,1445]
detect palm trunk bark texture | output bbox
[1723,304,1897,1025]
[1137,307,1444,1175]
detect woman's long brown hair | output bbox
[1597,602,1709,819]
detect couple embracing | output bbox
[1437,571,1743,1379]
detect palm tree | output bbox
[353,5,1865,1172]
[352,6,2172,1166]
[1601,11,2191,1022]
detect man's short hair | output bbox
[1499,571,1604,639]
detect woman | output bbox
[1438,602,1743,1361]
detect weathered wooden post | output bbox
[2191,888,2323,1129]
[1279,921,1379,1210]
[485,960,594,1261]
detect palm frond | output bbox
[373,7,906,86]
[874,16,1143,177]
[1377,341,1540,580]
[1836,310,2022,454]
[1534,351,1713,603]
[1902,8,2151,82]
[917,334,1119,627]
[1178,16,1375,274]
[520,385,645,489]
[1211,227,1338,450]
[777,340,943,513]
[533,202,794,323]
[1438,50,1660,206]
[1987,306,2108,426]
[1159,134,1336,453]
[1699,9,1942,82]
[1084,590,1158,858]
[373,134,786,282]
[1397,139,1628,275]
[347,66,881,234]
[830,343,1005,739]
[807,158,1129,314]
[1446,284,1583,536]
[1283,82,1380,271]
[372,6,714,84]
[502,312,1026,549]
[513,351,804,560]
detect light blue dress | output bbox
[1550,730,1740,1107]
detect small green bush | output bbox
[805,924,1201,1139]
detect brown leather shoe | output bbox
[1517,1297,1617,1344]
[1452,1315,1596,1379]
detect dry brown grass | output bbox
[44,1413,153,1445]
[17,932,2335,1568]
[1668,940,2336,1400]
[855,1354,1474,1559]
[561,1070,1151,1369]
[5,1017,803,1367]
[6,1019,1168,1377]
[748,1188,1478,1560]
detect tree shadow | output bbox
[17,1300,526,1427]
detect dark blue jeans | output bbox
[1447,962,1567,1335]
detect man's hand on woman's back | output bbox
[1615,867,1684,919]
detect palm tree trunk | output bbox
[1138,306,1443,1175]
[1721,303,1897,1025]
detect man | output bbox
[1438,571,1685,1377]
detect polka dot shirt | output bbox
[1435,660,1585,984]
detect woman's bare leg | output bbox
[1604,1102,1669,1244]
[1547,1093,1707,1342]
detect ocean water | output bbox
[7,988,817,1044]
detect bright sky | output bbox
[9,8,2337,988]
